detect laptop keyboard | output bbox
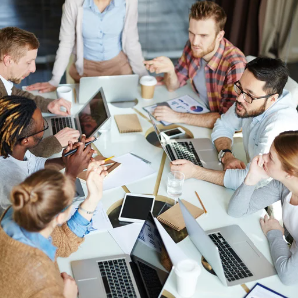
[208,232,253,282]
[166,141,203,167]
[51,117,73,134]
[98,259,137,298]
[137,261,162,298]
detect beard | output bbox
[235,99,268,118]
[9,77,22,84]
[191,38,216,58]
[32,135,43,147]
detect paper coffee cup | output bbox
[175,259,201,297]
[140,76,157,99]
[57,86,73,103]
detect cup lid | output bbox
[140,76,157,86]
[175,259,201,277]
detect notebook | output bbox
[77,155,121,180]
[157,199,204,231]
[114,114,142,133]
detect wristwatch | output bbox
[218,149,233,163]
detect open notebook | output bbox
[77,155,121,180]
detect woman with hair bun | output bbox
[0,161,107,298]
[228,130,298,285]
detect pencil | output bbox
[104,155,115,162]
[195,191,207,214]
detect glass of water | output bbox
[167,171,185,204]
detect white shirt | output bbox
[0,151,46,213]
[211,89,298,189]
[282,192,298,254]
[0,74,13,95]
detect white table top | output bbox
[34,81,297,297]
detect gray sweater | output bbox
[228,180,298,285]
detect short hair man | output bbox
[0,27,80,157]
[171,57,298,189]
[144,1,246,128]
[0,95,94,214]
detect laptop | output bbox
[148,113,223,171]
[79,74,139,105]
[71,212,173,298]
[44,87,110,138]
[178,199,276,286]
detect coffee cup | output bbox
[57,86,73,103]
[175,259,201,297]
[140,76,157,99]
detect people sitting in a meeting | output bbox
[0,95,94,214]
[0,27,80,157]
[171,57,298,190]
[228,131,298,286]
[0,162,107,298]
[26,0,148,94]
[144,1,246,128]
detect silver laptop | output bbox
[44,87,110,138]
[178,199,276,286]
[71,213,172,298]
[79,74,139,105]
[148,114,222,171]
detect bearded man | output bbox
[144,1,246,128]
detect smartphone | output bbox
[118,193,155,223]
[161,127,186,139]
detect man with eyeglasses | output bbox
[171,57,298,190]
[0,95,94,214]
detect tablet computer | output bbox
[118,193,155,223]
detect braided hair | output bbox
[0,95,36,158]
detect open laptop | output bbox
[79,74,139,105]
[148,113,222,171]
[71,212,172,298]
[178,199,276,286]
[44,87,110,138]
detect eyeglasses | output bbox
[234,81,275,104]
[20,118,49,140]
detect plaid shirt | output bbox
[175,38,246,114]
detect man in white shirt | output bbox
[0,27,80,157]
[0,95,94,214]
[171,57,298,189]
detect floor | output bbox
[1,0,297,88]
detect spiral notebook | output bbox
[77,155,121,180]
[157,199,204,231]
[114,114,142,133]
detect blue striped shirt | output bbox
[82,0,126,61]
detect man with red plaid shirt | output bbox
[144,1,246,128]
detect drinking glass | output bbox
[167,171,185,203]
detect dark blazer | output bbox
[0,80,62,157]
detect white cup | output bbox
[175,259,201,297]
[140,76,157,99]
[57,86,73,103]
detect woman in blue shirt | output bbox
[0,161,107,298]
[27,0,148,93]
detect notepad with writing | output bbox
[157,200,204,231]
[77,155,121,180]
[114,114,142,133]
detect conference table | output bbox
[33,80,297,298]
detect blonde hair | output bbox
[274,131,298,177]
[189,1,227,33]
[0,27,39,62]
[11,169,75,232]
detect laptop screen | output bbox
[78,88,110,137]
[130,213,172,298]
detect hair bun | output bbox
[11,186,31,210]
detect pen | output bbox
[195,191,207,214]
[103,162,114,167]
[130,152,151,164]
[63,138,97,157]
[104,155,115,162]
